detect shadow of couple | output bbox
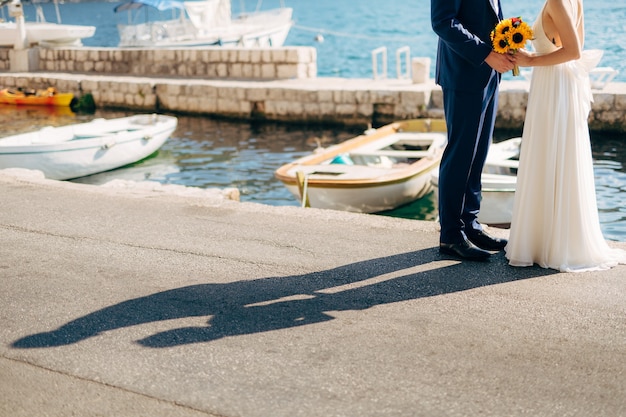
[11,248,555,349]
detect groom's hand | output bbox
[485,51,517,73]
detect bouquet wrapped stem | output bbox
[512,53,520,76]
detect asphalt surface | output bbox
[1,169,625,417]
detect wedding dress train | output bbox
[504,0,626,272]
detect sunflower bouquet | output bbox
[490,17,534,76]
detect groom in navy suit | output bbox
[431,0,515,260]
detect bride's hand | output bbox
[513,49,534,67]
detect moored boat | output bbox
[431,137,521,227]
[0,87,74,107]
[115,0,293,48]
[0,0,95,47]
[275,119,448,213]
[0,114,177,180]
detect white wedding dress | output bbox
[505,0,626,272]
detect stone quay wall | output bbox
[36,46,318,80]
[0,46,625,132]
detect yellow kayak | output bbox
[0,87,74,107]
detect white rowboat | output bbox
[0,114,177,180]
[275,119,448,213]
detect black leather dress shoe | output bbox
[440,239,491,261]
[465,229,508,251]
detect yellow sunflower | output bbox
[492,33,510,54]
[495,19,513,37]
[508,21,534,50]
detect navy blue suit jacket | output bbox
[431,0,502,92]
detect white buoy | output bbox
[314,34,324,43]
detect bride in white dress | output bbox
[505,0,626,272]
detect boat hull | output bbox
[0,22,95,47]
[281,169,438,213]
[275,119,448,213]
[0,89,74,107]
[0,114,177,180]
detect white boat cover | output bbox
[185,0,231,29]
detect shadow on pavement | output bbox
[11,248,556,349]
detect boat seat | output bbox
[350,150,433,159]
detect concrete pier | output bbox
[1,170,625,417]
[1,46,625,131]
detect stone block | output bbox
[266,100,291,116]
[247,88,269,101]
[231,63,243,78]
[75,49,88,62]
[224,49,236,62]
[319,101,336,115]
[276,64,296,79]
[217,63,228,77]
[400,90,428,108]
[317,90,333,102]
[261,63,276,79]
[272,48,286,62]
[336,103,357,116]
[199,97,218,113]
[613,93,626,110]
[592,93,615,112]
[303,102,321,115]
[429,89,443,109]
[281,88,301,102]
[250,50,262,64]
[357,103,373,117]
[238,49,251,62]
[267,87,285,100]
[242,63,254,79]
[217,98,244,114]
[261,49,272,63]
[159,94,177,109]
[369,90,397,104]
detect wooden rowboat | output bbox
[275,119,447,213]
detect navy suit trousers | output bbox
[438,71,500,244]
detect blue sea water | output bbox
[13,0,626,81]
